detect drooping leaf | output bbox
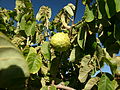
[114,22,120,40]
[41,65,49,75]
[98,74,117,90]
[36,6,51,21]
[64,5,74,16]
[0,32,29,88]
[20,14,26,30]
[96,44,104,61]
[78,65,93,83]
[77,24,87,49]
[41,41,51,60]
[26,47,42,74]
[84,4,94,22]
[69,46,84,62]
[61,14,71,29]
[83,77,100,90]
[68,3,75,11]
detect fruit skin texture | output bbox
[50,32,71,52]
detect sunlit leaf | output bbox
[61,14,71,29]
[25,21,36,36]
[84,4,94,22]
[64,5,74,16]
[115,0,120,12]
[36,6,51,21]
[26,47,42,74]
[41,41,51,60]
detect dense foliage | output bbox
[1,0,120,90]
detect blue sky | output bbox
[0,0,85,23]
[0,0,113,75]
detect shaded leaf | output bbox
[26,47,42,74]
[0,32,29,88]
[114,22,120,40]
[41,41,51,60]
[69,46,84,62]
[83,77,100,90]
[77,24,87,49]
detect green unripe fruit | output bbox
[50,32,71,52]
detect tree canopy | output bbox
[0,0,120,90]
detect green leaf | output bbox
[40,86,48,90]
[50,86,57,90]
[77,24,87,49]
[0,24,6,31]
[20,15,26,30]
[105,0,116,18]
[98,74,116,90]
[69,48,76,62]
[69,46,84,62]
[84,4,94,22]
[25,21,36,36]
[41,41,51,60]
[83,77,100,90]
[41,65,49,75]
[26,47,42,74]
[114,23,120,40]
[96,44,104,61]
[82,0,87,5]
[115,0,120,12]
[0,32,29,88]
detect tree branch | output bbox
[55,84,76,90]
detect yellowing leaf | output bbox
[64,5,74,16]
[83,77,100,90]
